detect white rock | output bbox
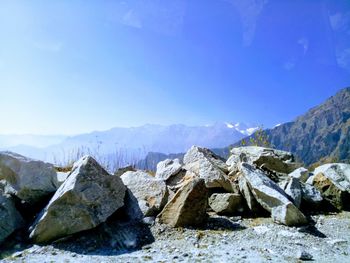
[0,151,58,204]
[227,146,300,174]
[29,156,126,243]
[239,163,307,226]
[183,146,232,191]
[121,170,168,217]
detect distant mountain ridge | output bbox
[232,87,350,165]
[0,122,257,168]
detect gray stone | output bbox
[239,163,307,226]
[208,193,243,215]
[29,156,126,243]
[121,171,168,217]
[0,151,58,204]
[156,159,182,181]
[289,167,310,183]
[227,147,300,174]
[158,178,208,227]
[0,183,24,244]
[300,182,323,205]
[238,175,262,213]
[297,250,313,261]
[283,177,302,208]
[183,146,232,191]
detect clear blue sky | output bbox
[0,0,349,135]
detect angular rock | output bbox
[183,146,232,191]
[155,159,186,187]
[239,163,307,226]
[282,177,302,208]
[314,163,350,192]
[0,183,24,244]
[312,172,350,210]
[156,159,182,181]
[238,176,264,214]
[300,182,323,206]
[29,156,126,243]
[227,147,300,174]
[121,171,168,217]
[208,193,243,215]
[0,152,58,204]
[158,178,208,227]
[289,167,310,183]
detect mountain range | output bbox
[232,87,350,166]
[0,122,257,169]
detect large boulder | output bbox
[307,164,350,210]
[239,163,307,226]
[208,193,243,215]
[121,171,168,217]
[238,175,264,214]
[300,182,323,206]
[0,152,58,204]
[0,183,24,244]
[280,177,302,208]
[183,146,232,191]
[313,164,350,192]
[312,173,350,211]
[155,159,186,187]
[227,147,300,175]
[158,178,208,227]
[29,156,126,243]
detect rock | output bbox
[271,203,307,226]
[183,146,232,191]
[297,250,313,261]
[300,182,323,205]
[158,178,208,227]
[121,171,168,217]
[289,167,310,183]
[281,177,302,208]
[238,175,264,214]
[0,183,24,244]
[156,159,182,181]
[312,172,350,210]
[114,165,136,177]
[120,188,144,222]
[156,159,186,187]
[0,151,58,204]
[239,163,307,226]
[29,156,126,243]
[227,147,300,174]
[208,193,243,215]
[314,163,350,192]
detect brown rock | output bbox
[158,178,208,227]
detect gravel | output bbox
[1,212,350,263]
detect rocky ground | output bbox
[1,211,349,263]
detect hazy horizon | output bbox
[1,0,349,135]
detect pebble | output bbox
[297,250,313,261]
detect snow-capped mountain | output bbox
[225,122,258,136]
[0,122,258,168]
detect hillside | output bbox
[234,87,350,165]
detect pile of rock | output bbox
[1,146,350,247]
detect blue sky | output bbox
[0,0,349,135]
